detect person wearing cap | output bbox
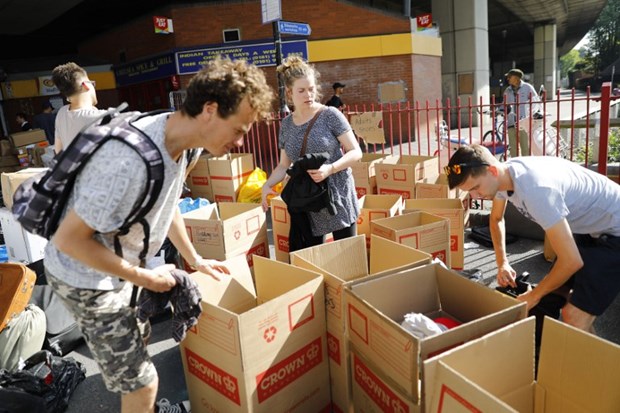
[325,82,346,108]
[443,143,620,335]
[503,68,539,158]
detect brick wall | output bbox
[81,0,440,115]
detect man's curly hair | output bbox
[182,56,274,121]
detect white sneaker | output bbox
[156,398,191,413]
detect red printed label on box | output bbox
[276,234,289,252]
[327,331,341,365]
[214,194,234,202]
[245,240,268,267]
[356,187,368,198]
[255,337,323,403]
[437,384,482,413]
[191,176,209,186]
[353,353,410,413]
[379,187,412,199]
[185,348,241,405]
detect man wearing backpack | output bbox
[42,57,274,413]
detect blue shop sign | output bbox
[114,54,176,86]
[176,40,307,75]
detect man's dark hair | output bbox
[52,62,88,97]
[445,144,495,189]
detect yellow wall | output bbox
[1,70,117,99]
[309,33,442,62]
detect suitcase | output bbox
[0,263,36,332]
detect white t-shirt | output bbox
[44,113,196,290]
[54,105,107,150]
[496,157,620,237]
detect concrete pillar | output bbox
[534,23,557,99]
[432,0,489,128]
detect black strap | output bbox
[299,107,324,157]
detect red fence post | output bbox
[597,82,612,175]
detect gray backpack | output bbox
[11,103,166,265]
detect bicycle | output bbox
[433,120,468,157]
[481,110,509,161]
[530,112,570,158]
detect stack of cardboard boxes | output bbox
[186,153,254,203]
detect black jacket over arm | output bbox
[281,152,337,252]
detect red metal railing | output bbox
[243,83,620,181]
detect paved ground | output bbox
[63,208,620,412]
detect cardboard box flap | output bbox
[435,266,524,320]
[182,203,219,220]
[217,201,263,220]
[190,255,257,314]
[289,235,369,281]
[423,318,536,413]
[369,235,431,275]
[428,361,518,413]
[537,317,620,412]
[359,194,403,209]
[404,198,464,211]
[371,210,446,230]
[253,255,323,304]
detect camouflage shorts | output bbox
[45,269,156,394]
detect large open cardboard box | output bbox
[357,194,403,249]
[179,255,331,413]
[423,317,620,413]
[290,235,432,413]
[183,202,267,267]
[344,261,527,403]
[403,198,466,270]
[415,173,459,199]
[376,155,439,200]
[371,210,451,267]
[207,153,254,202]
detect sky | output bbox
[574,34,590,50]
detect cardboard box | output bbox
[423,317,620,413]
[270,196,290,262]
[403,199,466,270]
[351,348,420,413]
[357,194,403,249]
[371,211,451,267]
[1,167,47,209]
[415,173,459,199]
[183,202,267,262]
[179,255,332,413]
[186,154,213,202]
[9,129,47,148]
[351,154,397,198]
[376,155,439,200]
[207,153,254,202]
[344,261,527,403]
[0,207,47,263]
[290,235,432,413]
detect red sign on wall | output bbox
[153,16,174,34]
[416,13,432,30]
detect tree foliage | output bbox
[583,0,620,75]
[560,49,583,78]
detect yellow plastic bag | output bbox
[237,167,282,204]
